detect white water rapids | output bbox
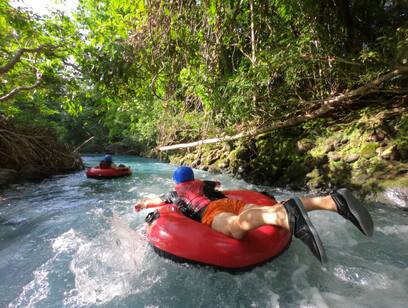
[0,155,407,307]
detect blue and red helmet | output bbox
[172,166,194,184]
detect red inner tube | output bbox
[146,190,291,270]
[86,167,132,178]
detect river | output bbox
[0,155,407,307]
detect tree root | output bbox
[0,117,83,173]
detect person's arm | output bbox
[133,197,164,212]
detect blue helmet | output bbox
[104,154,112,163]
[172,166,194,184]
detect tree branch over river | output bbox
[0,44,50,75]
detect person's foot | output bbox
[331,188,374,236]
[284,198,327,264]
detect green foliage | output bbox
[360,142,379,157]
[394,113,408,158]
[1,0,407,151]
[0,1,84,135]
[250,130,308,185]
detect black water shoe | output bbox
[331,188,374,236]
[284,197,327,264]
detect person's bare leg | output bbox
[210,203,291,240]
[211,212,246,239]
[237,204,290,231]
[231,195,339,233]
[300,195,337,212]
[210,195,339,240]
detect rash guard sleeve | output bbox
[161,191,179,204]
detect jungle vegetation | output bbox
[1,0,407,188]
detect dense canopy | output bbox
[0,0,407,188]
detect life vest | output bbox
[174,180,211,213]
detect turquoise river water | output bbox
[0,155,407,308]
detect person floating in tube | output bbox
[134,166,374,263]
[99,154,127,169]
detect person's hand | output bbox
[133,198,147,213]
[134,204,143,212]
